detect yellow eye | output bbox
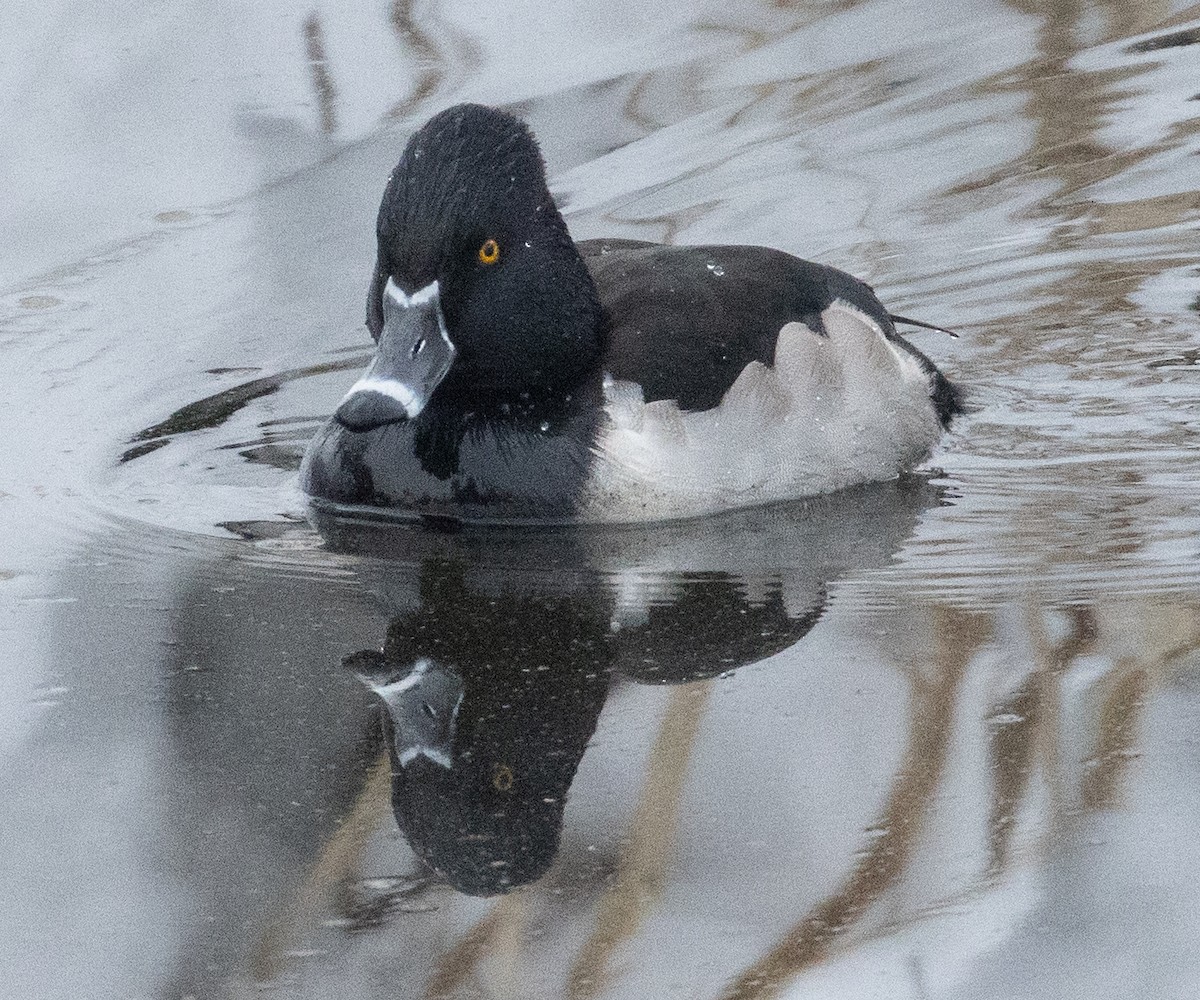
[478,238,500,265]
[492,763,514,792]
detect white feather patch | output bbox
[580,300,943,522]
[341,376,422,418]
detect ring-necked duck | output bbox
[301,103,960,522]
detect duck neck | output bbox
[411,352,606,482]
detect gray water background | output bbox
[2,1,1200,998]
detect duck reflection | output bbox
[344,562,614,895]
[322,476,942,896]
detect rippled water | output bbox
[3,2,1200,998]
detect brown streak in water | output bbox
[1087,190,1200,237]
[1152,2,1200,31]
[929,1,1200,576]
[391,0,439,67]
[985,678,1040,875]
[1097,0,1172,42]
[566,682,713,1000]
[1025,606,1098,831]
[621,74,665,133]
[1080,612,1200,808]
[424,894,526,999]
[718,607,990,1000]
[691,20,771,52]
[388,0,446,119]
[303,12,338,135]
[1080,665,1149,809]
[248,752,392,981]
[964,0,1200,315]
[976,0,1116,203]
[725,82,781,129]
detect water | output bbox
[3,1,1200,997]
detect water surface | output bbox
[2,2,1200,998]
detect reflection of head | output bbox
[345,561,614,895]
[351,652,587,894]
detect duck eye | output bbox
[491,762,514,792]
[478,238,500,265]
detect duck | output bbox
[301,103,960,523]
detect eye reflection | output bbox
[492,763,514,792]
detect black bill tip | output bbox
[334,390,412,432]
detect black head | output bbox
[351,104,604,427]
[343,559,615,895]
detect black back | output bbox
[582,239,959,424]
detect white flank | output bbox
[580,299,943,522]
[341,376,422,419]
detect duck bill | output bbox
[344,652,463,770]
[335,279,455,432]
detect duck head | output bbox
[336,103,604,432]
